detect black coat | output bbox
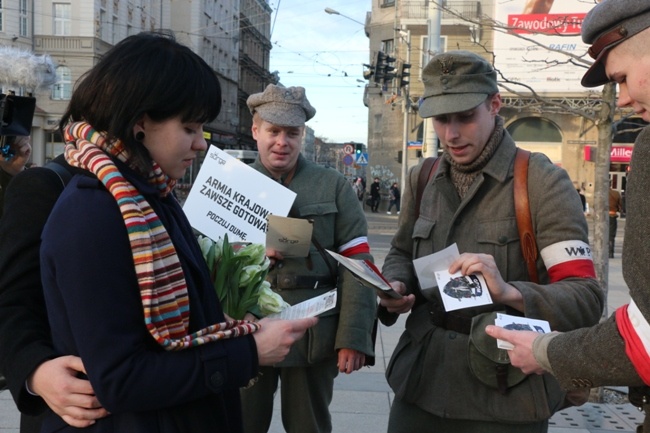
[41,161,257,433]
[0,156,78,428]
[0,156,258,433]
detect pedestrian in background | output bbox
[242,84,377,433]
[609,185,623,258]
[378,50,602,433]
[487,1,650,432]
[17,31,315,433]
[352,176,364,203]
[576,188,587,213]
[370,177,381,212]
[387,182,400,215]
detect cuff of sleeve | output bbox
[532,331,560,374]
[24,379,39,396]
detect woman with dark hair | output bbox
[39,31,316,433]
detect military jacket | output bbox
[382,131,603,423]
[251,154,376,366]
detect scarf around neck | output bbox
[63,121,260,351]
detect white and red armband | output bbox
[540,240,596,282]
[616,300,650,385]
[338,236,370,257]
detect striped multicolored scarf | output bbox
[64,121,260,351]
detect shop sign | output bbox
[583,145,634,163]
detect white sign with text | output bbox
[183,146,296,244]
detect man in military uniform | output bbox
[378,51,602,432]
[488,1,650,431]
[240,84,377,433]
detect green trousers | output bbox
[240,360,339,433]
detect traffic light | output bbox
[355,143,363,156]
[398,61,411,88]
[373,51,386,83]
[373,51,397,85]
[383,55,396,84]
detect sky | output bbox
[267,0,371,144]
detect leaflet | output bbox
[326,250,402,299]
[267,289,337,320]
[494,313,551,350]
[414,243,493,312]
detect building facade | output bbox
[237,0,276,149]
[0,0,276,170]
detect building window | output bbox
[382,0,395,6]
[53,3,71,36]
[112,15,117,44]
[507,118,562,143]
[19,0,28,36]
[382,39,394,55]
[46,130,65,162]
[420,35,447,78]
[52,66,72,100]
[0,0,4,32]
[98,8,106,39]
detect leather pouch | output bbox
[468,312,527,395]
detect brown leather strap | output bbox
[415,157,440,217]
[588,25,628,60]
[514,148,539,284]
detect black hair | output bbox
[59,30,221,171]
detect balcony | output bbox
[400,1,481,23]
[32,36,113,56]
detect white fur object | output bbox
[0,46,57,90]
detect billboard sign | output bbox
[493,0,597,93]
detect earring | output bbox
[135,131,145,141]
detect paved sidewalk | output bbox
[0,213,640,433]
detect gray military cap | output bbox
[581,0,650,87]
[246,84,316,127]
[419,51,498,118]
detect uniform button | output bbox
[448,332,457,340]
[211,372,224,387]
[441,78,448,84]
[498,236,508,245]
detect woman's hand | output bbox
[253,317,318,366]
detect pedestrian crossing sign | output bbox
[356,152,368,165]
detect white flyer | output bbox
[413,243,460,300]
[413,243,493,311]
[267,289,337,320]
[434,269,492,312]
[494,313,551,350]
[183,146,296,244]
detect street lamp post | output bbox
[400,29,411,195]
[422,1,441,158]
[324,7,366,27]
